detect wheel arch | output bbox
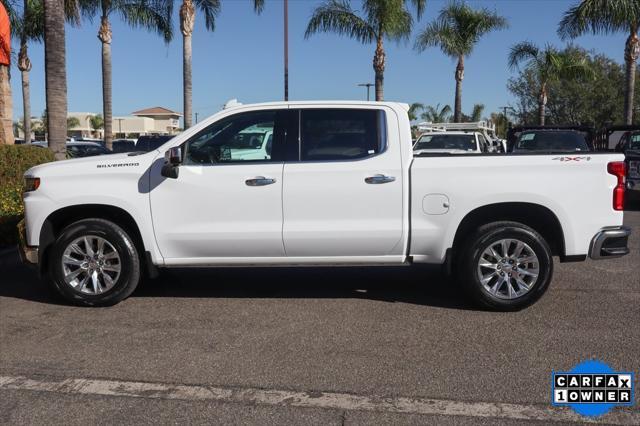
[451,202,567,261]
[39,204,149,275]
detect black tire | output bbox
[457,221,553,311]
[47,218,141,306]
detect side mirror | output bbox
[161,147,182,179]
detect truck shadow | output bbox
[135,265,476,310]
[0,248,475,311]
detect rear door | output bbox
[282,107,404,258]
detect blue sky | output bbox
[9,0,627,123]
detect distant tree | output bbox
[306,0,426,101]
[508,46,638,128]
[89,113,103,137]
[463,103,484,122]
[408,102,424,121]
[13,119,25,137]
[489,111,508,138]
[508,42,594,125]
[421,103,452,122]
[415,1,507,122]
[558,0,640,124]
[66,116,80,130]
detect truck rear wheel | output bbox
[458,221,553,311]
[47,219,141,306]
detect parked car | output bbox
[614,129,640,194]
[20,101,630,310]
[135,135,173,152]
[32,141,112,158]
[413,131,489,154]
[508,126,593,153]
[111,139,137,153]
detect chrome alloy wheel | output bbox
[476,238,539,300]
[61,236,121,295]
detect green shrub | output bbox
[0,145,55,247]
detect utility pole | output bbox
[284,0,289,101]
[358,83,374,101]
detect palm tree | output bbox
[415,1,507,122]
[306,0,426,102]
[9,0,75,144]
[78,0,173,149]
[408,102,424,121]
[558,0,640,124]
[508,42,594,125]
[421,103,452,122]
[469,103,484,121]
[43,0,74,158]
[179,0,264,130]
[7,0,43,145]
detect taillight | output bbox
[607,162,626,211]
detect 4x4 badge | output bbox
[552,156,592,162]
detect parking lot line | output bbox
[1,375,637,424]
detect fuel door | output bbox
[422,193,450,215]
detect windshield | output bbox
[515,131,589,152]
[414,134,477,151]
[136,136,173,152]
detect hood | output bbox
[25,151,159,178]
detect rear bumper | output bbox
[17,219,38,266]
[589,226,631,260]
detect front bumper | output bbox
[17,219,38,266]
[589,226,631,260]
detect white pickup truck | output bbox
[20,101,631,310]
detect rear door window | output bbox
[299,109,386,161]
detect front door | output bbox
[150,109,288,263]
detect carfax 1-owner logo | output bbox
[552,360,634,417]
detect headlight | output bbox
[24,177,41,192]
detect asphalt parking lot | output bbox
[1,204,639,425]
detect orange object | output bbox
[0,2,10,66]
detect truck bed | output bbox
[409,153,624,263]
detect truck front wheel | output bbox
[458,221,553,311]
[47,219,141,306]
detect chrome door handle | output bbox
[245,176,276,186]
[365,174,396,184]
